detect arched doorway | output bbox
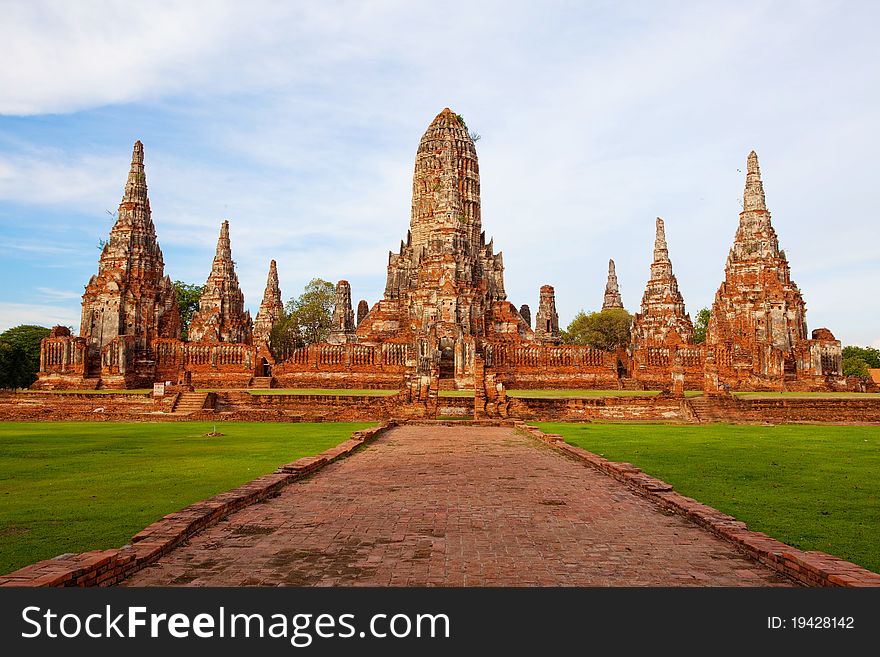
[260,358,271,377]
[439,347,455,380]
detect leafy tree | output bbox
[281,278,336,348]
[268,313,300,361]
[693,307,710,344]
[174,281,205,340]
[561,308,632,351]
[841,345,880,378]
[842,355,870,379]
[841,346,880,369]
[0,324,50,389]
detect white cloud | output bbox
[0,1,878,347]
[36,287,82,301]
[0,147,123,208]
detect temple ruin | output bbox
[35,110,845,397]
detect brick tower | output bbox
[253,259,284,346]
[631,218,694,347]
[602,258,624,310]
[80,141,180,357]
[356,108,530,382]
[188,220,253,344]
[706,151,817,382]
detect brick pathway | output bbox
[123,425,793,586]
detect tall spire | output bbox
[707,150,809,360]
[729,150,781,263]
[80,140,179,352]
[631,218,693,346]
[743,150,766,212]
[253,259,284,346]
[534,285,560,344]
[188,220,253,344]
[214,220,232,267]
[328,280,357,344]
[602,258,623,310]
[653,217,669,263]
[121,140,148,206]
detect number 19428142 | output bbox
[768,616,854,629]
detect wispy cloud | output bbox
[0,1,878,346]
[36,287,82,302]
[0,302,78,332]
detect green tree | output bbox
[561,308,632,350]
[268,313,300,361]
[0,324,50,389]
[693,307,710,344]
[841,345,880,368]
[283,278,336,347]
[174,281,205,340]
[842,356,870,378]
[841,345,880,378]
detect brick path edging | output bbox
[0,423,394,587]
[517,422,880,587]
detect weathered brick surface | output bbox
[706,151,844,390]
[4,390,880,424]
[253,259,284,348]
[122,425,797,587]
[522,424,880,587]
[188,221,252,344]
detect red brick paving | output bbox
[123,425,793,586]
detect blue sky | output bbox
[1,0,877,347]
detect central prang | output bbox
[355,108,533,384]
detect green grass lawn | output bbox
[0,421,372,574]
[538,422,880,573]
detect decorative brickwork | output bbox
[355,108,531,387]
[356,299,369,326]
[631,218,694,347]
[188,221,253,344]
[328,280,356,344]
[36,142,180,389]
[34,130,847,396]
[602,258,624,310]
[534,285,560,344]
[253,259,283,346]
[706,152,843,389]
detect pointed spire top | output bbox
[122,140,148,204]
[213,220,232,264]
[602,258,624,310]
[653,217,669,262]
[747,149,759,173]
[132,140,144,164]
[743,150,767,212]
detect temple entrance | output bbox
[439,346,455,380]
[260,358,271,377]
[86,348,101,378]
[783,357,797,381]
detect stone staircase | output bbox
[618,378,648,391]
[249,377,275,389]
[686,395,712,423]
[171,391,211,415]
[686,395,741,423]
